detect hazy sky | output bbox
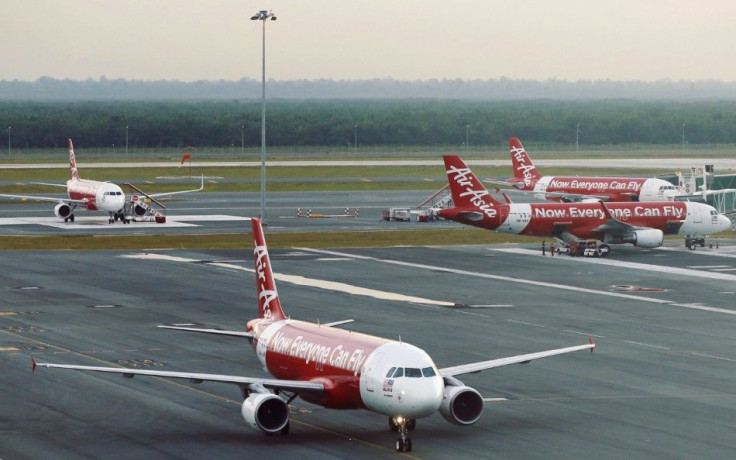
[4,1,736,82]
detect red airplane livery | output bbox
[490,137,679,202]
[440,155,731,254]
[0,139,202,223]
[32,218,595,453]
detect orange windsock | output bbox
[180,152,191,164]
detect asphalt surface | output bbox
[0,191,459,235]
[3,239,736,459]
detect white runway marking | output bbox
[298,247,736,316]
[0,214,249,229]
[121,253,456,307]
[492,247,736,281]
[625,340,670,350]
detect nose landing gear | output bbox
[390,416,415,452]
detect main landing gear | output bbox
[389,416,416,452]
[63,214,75,223]
[109,211,130,224]
[685,237,705,250]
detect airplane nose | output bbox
[396,378,443,417]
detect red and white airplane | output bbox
[440,155,731,254]
[488,137,680,202]
[32,218,595,452]
[0,139,203,223]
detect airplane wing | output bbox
[0,193,86,206]
[32,358,325,395]
[438,340,594,377]
[591,202,684,235]
[143,174,204,199]
[484,178,525,190]
[482,180,611,202]
[30,182,68,188]
[157,325,255,338]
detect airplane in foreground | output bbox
[0,139,203,223]
[32,218,595,453]
[440,155,731,254]
[487,137,680,203]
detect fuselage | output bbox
[441,200,731,241]
[529,176,679,202]
[66,178,126,213]
[247,317,444,418]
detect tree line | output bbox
[2,99,736,150]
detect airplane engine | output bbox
[54,203,72,219]
[439,385,484,425]
[133,204,148,216]
[241,393,290,434]
[624,229,664,248]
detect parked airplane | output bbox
[32,218,595,452]
[440,155,731,254]
[0,139,203,223]
[487,137,680,202]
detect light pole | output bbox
[576,123,580,152]
[354,124,358,153]
[241,124,245,153]
[125,125,129,156]
[251,9,276,220]
[682,123,686,153]
[7,126,10,157]
[465,124,470,153]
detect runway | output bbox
[3,239,736,459]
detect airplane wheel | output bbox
[70,214,75,222]
[395,437,412,452]
[64,217,68,223]
[406,419,416,431]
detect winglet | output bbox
[599,202,615,221]
[589,336,596,352]
[31,356,37,372]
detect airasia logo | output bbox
[447,165,497,219]
[254,244,278,320]
[511,145,535,187]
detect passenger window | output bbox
[405,368,422,378]
[386,367,396,378]
[422,367,436,377]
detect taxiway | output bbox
[3,240,736,459]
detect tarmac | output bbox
[3,237,736,459]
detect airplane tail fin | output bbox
[68,139,80,180]
[441,155,504,224]
[509,137,541,189]
[251,218,287,321]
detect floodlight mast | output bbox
[250,10,276,220]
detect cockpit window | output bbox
[405,368,422,378]
[388,366,436,378]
